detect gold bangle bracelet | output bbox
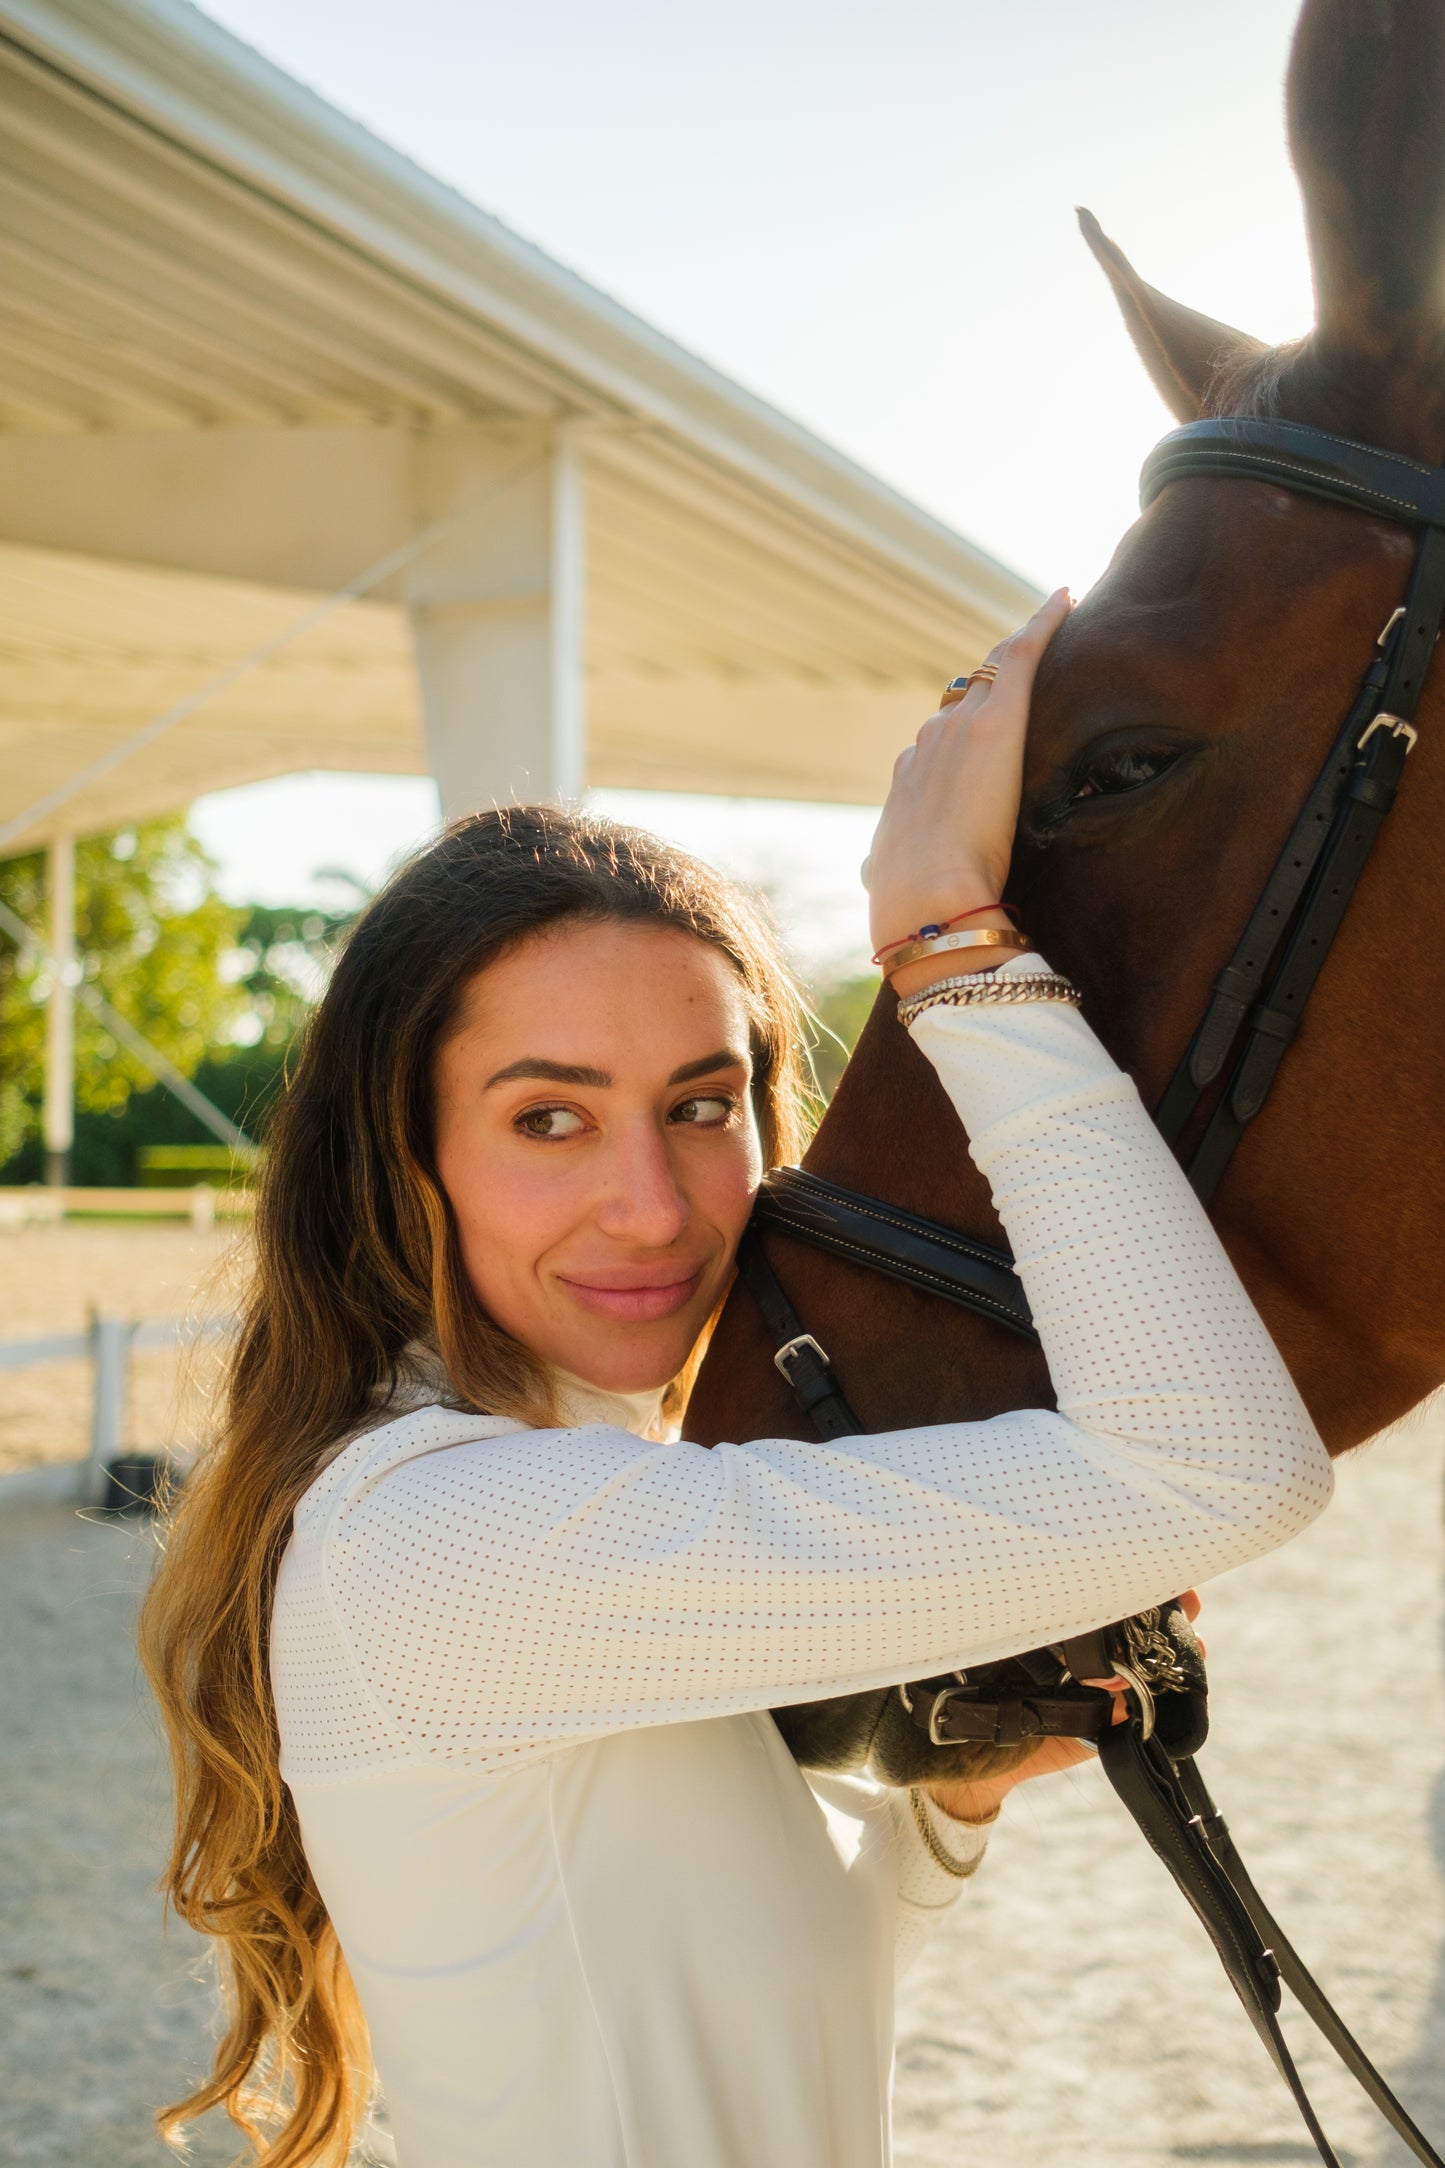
[881,926,1030,974]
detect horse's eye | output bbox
[1066,744,1181,806]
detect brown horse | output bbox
[690,0,1445,1484]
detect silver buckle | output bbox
[1108,1657,1158,1743]
[773,1332,829,1379]
[927,1689,961,1746]
[1358,712,1418,754]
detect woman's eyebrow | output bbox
[484,1049,747,1090]
[667,1049,748,1085]
[485,1058,612,1089]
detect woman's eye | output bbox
[517,1105,587,1140]
[671,1095,735,1128]
[1067,745,1181,807]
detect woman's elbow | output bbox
[1267,1408,1334,1534]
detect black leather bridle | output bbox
[738,415,1445,2168]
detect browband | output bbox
[1141,417,1445,530]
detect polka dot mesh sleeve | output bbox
[271,955,1331,1781]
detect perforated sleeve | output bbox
[805,1772,989,1981]
[274,954,1330,1779]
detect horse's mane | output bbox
[1205,338,1310,421]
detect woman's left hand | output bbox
[923,1590,1204,1828]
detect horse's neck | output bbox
[1206,680,1445,1449]
[800,994,1056,1427]
[687,994,1053,1450]
[692,888,1445,1457]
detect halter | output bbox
[737,415,1445,2168]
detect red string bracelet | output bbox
[871,901,1019,968]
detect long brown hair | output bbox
[139,806,813,2164]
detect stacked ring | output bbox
[939,661,1000,707]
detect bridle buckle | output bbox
[772,1331,829,1379]
[927,1688,963,1746]
[1358,712,1418,754]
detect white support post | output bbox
[85,1315,134,1505]
[549,425,587,804]
[43,834,75,1189]
[407,424,588,816]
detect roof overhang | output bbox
[0,0,1040,841]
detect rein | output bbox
[739,414,1445,2168]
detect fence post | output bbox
[84,1316,135,1505]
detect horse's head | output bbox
[691,0,1445,1465]
[1011,0,1445,1442]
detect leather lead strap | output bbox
[1170,1756,1444,2167]
[1100,1732,1444,2168]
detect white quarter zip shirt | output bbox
[271,959,1331,2166]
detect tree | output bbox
[228,881,363,1050]
[0,820,247,1167]
[808,972,880,1100]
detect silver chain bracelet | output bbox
[907,1786,995,1876]
[897,971,1080,1030]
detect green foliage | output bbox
[0,1031,293,1189]
[0,821,248,1166]
[808,972,882,1099]
[229,883,363,1048]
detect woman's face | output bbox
[433,918,765,1396]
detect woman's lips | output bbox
[558,1269,704,1323]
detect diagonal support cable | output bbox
[0,893,257,1159]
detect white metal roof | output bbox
[0,0,1040,838]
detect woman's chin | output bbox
[567,1353,683,1397]
[552,1321,695,1399]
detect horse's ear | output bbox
[1077,208,1264,422]
[1288,0,1445,359]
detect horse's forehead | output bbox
[1095,484,1321,607]
[1044,482,1412,684]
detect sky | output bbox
[188,0,1315,979]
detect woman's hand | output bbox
[923,1589,1203,1829]
[863,587,1072,980]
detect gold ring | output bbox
[939,662,999,708]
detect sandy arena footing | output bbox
[0,1409,1440,2166]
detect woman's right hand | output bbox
[863,587,1072,976]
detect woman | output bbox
[142,588,1331,2168]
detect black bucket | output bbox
[101,1453,175,1515]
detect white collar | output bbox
[552,1368,673,1443]
[385,1342,673,1443]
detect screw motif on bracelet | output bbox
[881,927,1030,974]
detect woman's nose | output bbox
[595,1125,690,1246]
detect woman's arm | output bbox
[277,590,1329,1770]
[290,985,1327,1767]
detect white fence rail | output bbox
[0,1313,235,1505]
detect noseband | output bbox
[738,416,1445,2168]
